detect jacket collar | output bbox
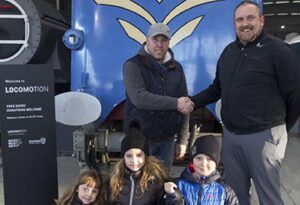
[125,166,143,178]
[236,30,265,49]
[144,45,172,63]
[71,195,86,205]
[137,43,177,69]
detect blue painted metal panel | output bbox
[70,0,263,122]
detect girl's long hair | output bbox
[110,156,169,201]
[55,169,105,205]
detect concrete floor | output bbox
[0,135,300,205]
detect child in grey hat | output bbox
[164,135,239,205]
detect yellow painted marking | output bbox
[169,16,203,48]
[163,0,217,24]
[95,0,156,24]
[118,19,146,44]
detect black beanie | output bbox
[121,120,148,157]
[191,135,221,165]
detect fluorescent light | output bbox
[263,2,274,4]
[277,13,289,15]
[264,13,275,16]
[275,1,290,3]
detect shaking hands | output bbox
[177,97,194,114]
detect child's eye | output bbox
[195,156,203,160]
[92,190,99,194]
[207,156,213,161]
[125,154,132,158]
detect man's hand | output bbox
[175,144,186,159]
[177,97,194,114]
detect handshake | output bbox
[177,97,194,114]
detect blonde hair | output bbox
[110,156,169,201]
[55,169,105,205]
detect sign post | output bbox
[0,65,58,205]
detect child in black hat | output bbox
[108,120,170,205]
[164,135,239,205]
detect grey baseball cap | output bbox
[147,23,170,39]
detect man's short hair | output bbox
[234,0,263,16]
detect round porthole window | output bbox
[0,0,31,63]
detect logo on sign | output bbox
[8,138,22,148]
[28,137,46,145]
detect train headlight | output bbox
[63,29,84,50]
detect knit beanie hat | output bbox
[121,120,148,157]
[191,135,221,165]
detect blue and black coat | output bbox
[165,166,239,205]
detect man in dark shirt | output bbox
[192,1,300,204]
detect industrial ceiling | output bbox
[263,0,300,40]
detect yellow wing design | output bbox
[118,19,146,45]
[95,0,156,24]
[169,16,203,48]
[163,0,217,24]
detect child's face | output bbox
[192,153,216,177]
[124,148,145,172]
[77,183,99,204]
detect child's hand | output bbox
[164,182,177,194]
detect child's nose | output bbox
[86,190,93,196]
[201,158,208,165]
[131,156,138,163]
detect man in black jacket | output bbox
[192,1,300,204]
[123,23,194,168]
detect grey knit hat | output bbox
[121,120,148,157]
[191,135,221,165]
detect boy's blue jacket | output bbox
[165,165,239,205]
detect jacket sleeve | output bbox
[163,193,178,205]
[163,191,185,205]
[191,64,221,109]
[224,184,239,205]
[176,63,189,145]
[176,114,189,145]
[162,177,186,205]
[273,43,300,131]
[123,60,178,110]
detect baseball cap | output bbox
[147,23,170,39]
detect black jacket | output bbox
[70,195,86,205]
[192,32,300,134]
[109,170,165,205]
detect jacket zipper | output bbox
[197,177,205,205]
[160,75,166,136]
[129,175,135,205]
